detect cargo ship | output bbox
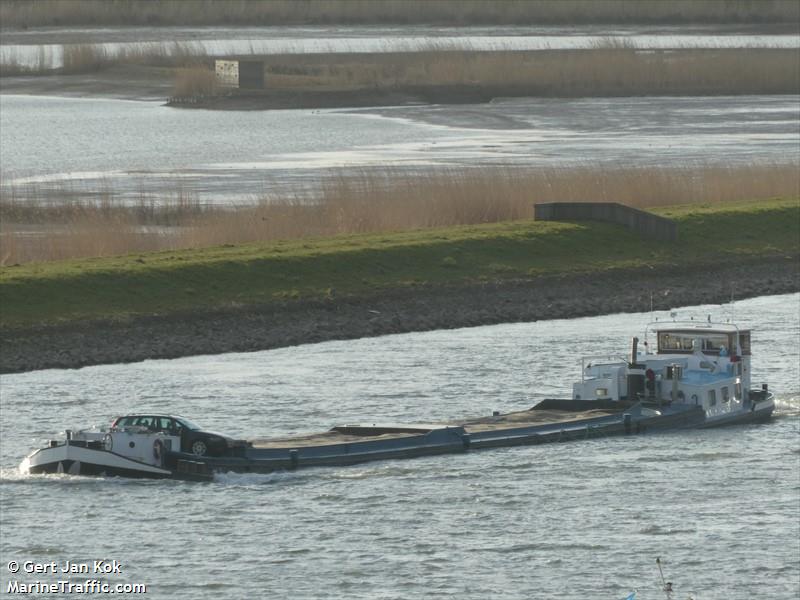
[20,318,774,481]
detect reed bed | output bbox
[172,65,217,98]
[61,43,111,73]
[2,164,797,266]
[0,45,54,76]
[2,0,797,28]
[3,45,797,98]
[263,48,800,96]
[0,41,206,76]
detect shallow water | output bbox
[2,94,798,204]
[1,294,798,599]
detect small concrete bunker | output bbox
[215,59,265,90]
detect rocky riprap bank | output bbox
[1,256,797,374]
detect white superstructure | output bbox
[572,318,774,425]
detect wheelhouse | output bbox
[656,328,751,357]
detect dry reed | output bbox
[2,164,798,265]
[172,65,217,99]
[262,48,800,96]
[62,44,111,73]
[3,45,796,98]
[2,0,797,28]
[0,41,206,76]
[0,45,53,76]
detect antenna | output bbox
[730,284,735,323]
[656,557,672,599]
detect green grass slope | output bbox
[1,199,797,328]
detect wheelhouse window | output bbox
[708,390,717,406]
[657,331,736,355]
[658,333,695,352]
[721,387,730,402]
[701,334,731,353]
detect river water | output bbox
[1,294,797,599]
[2,94,798,205]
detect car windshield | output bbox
[175,417,202,431]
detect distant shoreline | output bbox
[2,47,798,109]
[2,0,798,29]
[2,256,797,374]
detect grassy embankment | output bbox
[2,0,798,27]
[1,198,797,329]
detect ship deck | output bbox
[165,400,706,476]
[249,405,620,449]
